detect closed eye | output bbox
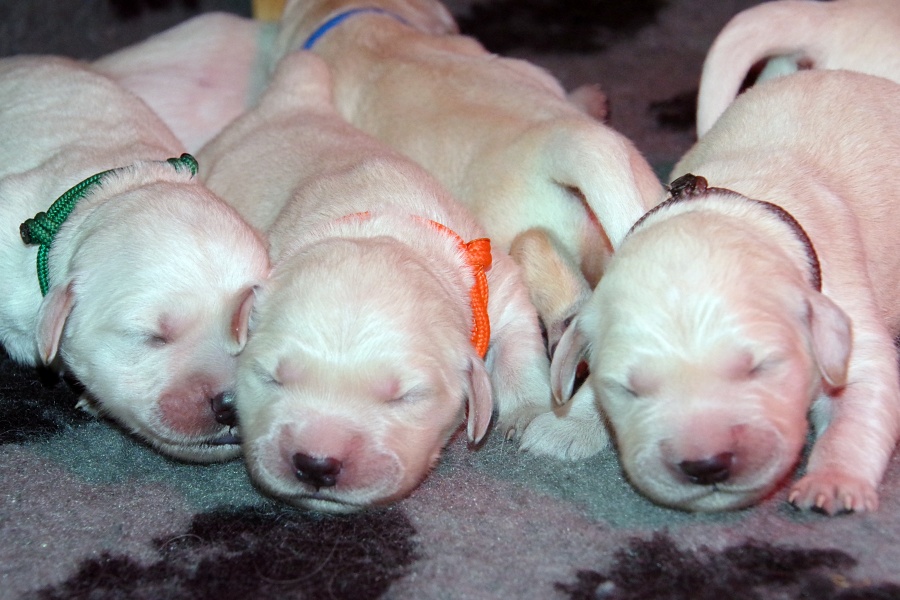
[749,355,783,378]
[253,363,282,387]
[388,385,429,404]
[599,377,639,399]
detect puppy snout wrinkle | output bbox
[210,393,237,427]
[293,453,342,490]
[679,452,734,485]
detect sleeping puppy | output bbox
[94,12,275,153]
[197,52,551,512]
[697,0,900,136]
[0,57,269,461]
[552,69,900,514]
[272,0,662,368]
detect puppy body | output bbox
[552,70,900,514]
[94,12,275,153]
[198,52,550,512]
[273,0,662,359]
[697,0,900,136]
[0,56,269,461]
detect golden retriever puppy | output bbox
[0,56,269,461]
[198,52,550,512]
[553,70,900,514]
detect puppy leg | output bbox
[790,321,900,514]
[485,251,555,438]
[518,380,609,460]
[508,228,591,359]
[788,286,900,514]
[567,83,609,122]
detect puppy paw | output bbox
[517,408,609,461]
[496,405,549,442]
[788,472,879,515]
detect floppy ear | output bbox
[37,281,75,365]
[550,316,590,404]
[806,292,852,388]
[466,357,494,444]
[229,285,258,353]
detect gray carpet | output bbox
[3,1,900,599]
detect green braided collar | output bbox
[19,153,198,296]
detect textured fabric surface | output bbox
[3,1,900,599]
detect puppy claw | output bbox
[788,472,879,515]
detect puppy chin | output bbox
[147,434,243,463]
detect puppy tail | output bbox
[541,120,663,252]
[697,0,830,136]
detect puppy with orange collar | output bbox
[198,52,550,512]
[272,0,662,370]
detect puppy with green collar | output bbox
[0,56,269,462]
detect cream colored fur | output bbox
[0,56,269,461]
[198,52,551,512]
[94,12,276,153]
[697,0,900,136]
[552,70,900,515]
[273,0,663,369]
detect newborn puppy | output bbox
[697,0,900,136]
[0,56,269,462]
[273,0,662,365]
[94,12,275,153]
[553,70,900,514]
[198,52,550,512]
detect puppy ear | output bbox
[466,357,494,444]
[37,281,75,365]
[229,285,258,353]
[805,292,852,388]
[551,316,590,404]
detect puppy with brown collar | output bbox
[198,52,551,512]
[697,0,900,136]
[272,0,663,368]
[552,69,900,514]
[0,56,269,461]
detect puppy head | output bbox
[38,177,269,462]
[553,211,851,511]
[238,237,491,512]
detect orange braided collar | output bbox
[340,212,492,358]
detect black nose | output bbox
[293,453,342,490]
[679,452,734,485]
[210,393,237,427]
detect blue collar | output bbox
[302,7,410,50]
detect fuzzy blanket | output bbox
[3,1,900,599]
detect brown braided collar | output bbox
[627,173,822,292]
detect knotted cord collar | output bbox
[19,153,198,296]
[627,173,822,292]
[340,212,492,358]
[301,7,411,50]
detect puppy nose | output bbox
[209,393,237,427]
[293,453,342,490]
[679,452,734,485]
